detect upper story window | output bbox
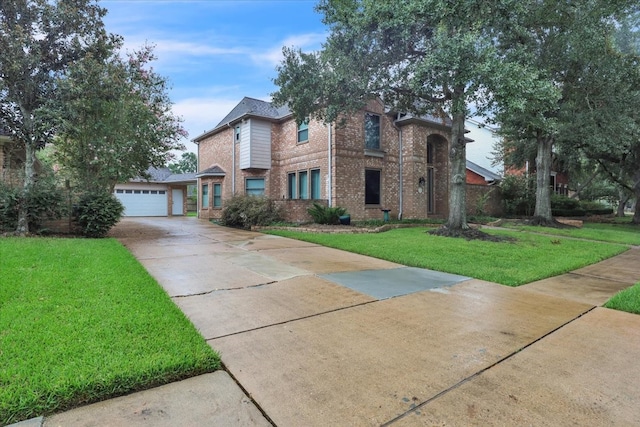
[297,120,309,143]
[364,113,380,150]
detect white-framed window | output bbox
[298,170,308,199]
[310,169,321,199]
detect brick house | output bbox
[0,125,42,187]
[194,97,463,223]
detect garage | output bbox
[114,187,168,217]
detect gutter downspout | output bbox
[327,122,333,207]
[393,114,403,220]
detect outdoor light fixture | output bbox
[418,176,425,186]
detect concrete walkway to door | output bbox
[40,217,640,426]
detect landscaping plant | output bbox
[307,202,347,225]
[221,194,283,229]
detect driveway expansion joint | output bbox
[380,305,598,426]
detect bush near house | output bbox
[0,181,66,234]
[307,202,347,225]
[75,191,124,238]
[221,195,283,229]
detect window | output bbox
[364,113,380,150]
[298,170,308,199]
[159,190,166,195]
[297,120,309,143]
[213,183,222,207]
[142,190,149,194]
[365,169,381,205]
[287,173,297,199]
[116,189,124,193]
[245,178,265,196]
[310,169,321,199]
[427,142,434,164]
[427,168,435,214]
[202,184,209,208]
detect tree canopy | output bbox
[169,152,197,175]
[273,0,521,233]
[51,43,187,192]
[0,0,112,233]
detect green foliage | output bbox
[168,152,197,174]
[75,191,124,238]
[500,174,535,216]
[605,282,640,315]
[551,195,586,217]
[0,182,66,233]
[51,43,187,193]
[580,201,614,216]
[221,195,283,229]
[0,238,219,424]
[307,202,347,225]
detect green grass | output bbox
[605,282,640,314]
[0,238,220,426]
[503,222,640,245]
[266,227,628,286]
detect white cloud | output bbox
[250,32,326,67]
[173,97,240,140]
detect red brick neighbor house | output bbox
[194,96,500,223]
[0,126,42,187]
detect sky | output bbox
[101,0,328,154]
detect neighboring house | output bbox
[0,125,42,187]
[466,160,501,185]
[114,167,196,217]
[194,96,503,222]
[465,118,503,177]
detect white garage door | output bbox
[114,189,168,217]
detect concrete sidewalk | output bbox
[24,217,640,426]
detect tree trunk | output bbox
[445,89,468,231]
[617,188,630,217]
[632,170,640,225]
[532,135,554,225]
[16,113,36,234]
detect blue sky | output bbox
[102,0,327,153]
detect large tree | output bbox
[272,0,519,234]
[51,44,187,192]
[492,0,637,225]
[0,0,111,233]
[169,152,197,174]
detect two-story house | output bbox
[194,97,456,223]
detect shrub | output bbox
[307,202,347,225]
[579,200,614,216]
[0,182,66,233]
[551,195,586,217]
[221,195,283,229]
[500,174,535,216]
[75,191,124,237]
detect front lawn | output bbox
[0,238,220,425]
[503,222,640,245]
[266,227,628,286]
[605,282,640,314]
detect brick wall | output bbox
[274,199,327,223]
[466,184,503,217]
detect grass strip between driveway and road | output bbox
[502,222,640,246]
[265,227,629,287]
[0,237,220,426]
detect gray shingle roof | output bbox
[466,160,501,182]
[196,165,226,177]
[129,167,197,184]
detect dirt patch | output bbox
[428,226,516,242]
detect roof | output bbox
[129,167,197,184]
[196,165,226,178]
[193,96,457,143]
[466,160,502,183]
[193,97,292,143]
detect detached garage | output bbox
[114,168,196,217]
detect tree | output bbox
[492,0,637,225]
[51,44,187,193]
[272,0,519,235]
[0,0,111,234]
[169,152,197,174]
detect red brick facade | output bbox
[195,98,456,223]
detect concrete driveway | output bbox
[43,217,640,426]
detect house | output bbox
[113,167,196,217]
[194,96,501,222]
[0,125,43,187]
[466,160,501,185]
